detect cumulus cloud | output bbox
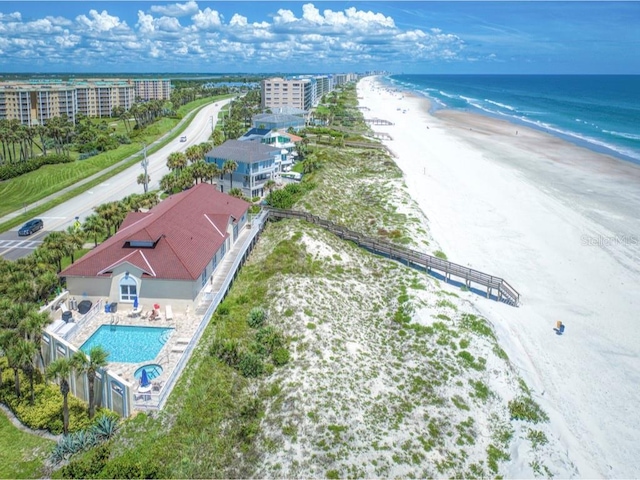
[150,1,198,17]
[191,7,222,30]
[0,2,466,72]
[75,9,127,33]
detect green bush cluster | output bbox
[59,442,163,479]
[247,307,267,328]
[0,153,72,180]
[210,312,289,377]
[508,395,549,424]
[265,182,314,209]
[0,382,93,434]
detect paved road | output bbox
[0,100,230,261]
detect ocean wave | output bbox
[515,118,640,161]
[484,99,516,111]
[603,130,640,141]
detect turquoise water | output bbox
[388,74,640,164]
[80,325,173,363]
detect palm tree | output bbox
[222,160,238,191]
[82,214,107,247]
[204,162,220,185]
[73,346,109,418]
[65,226,86,264]
[167,152,188,172]
[47,357,74,435]
[137,173,151,193]
[7,338,33,399]
[40,231,68,272]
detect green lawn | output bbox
[0,409,54,479]
[0,95,229,232]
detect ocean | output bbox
[388,75,640,165]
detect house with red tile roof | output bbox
[60,183,250,303]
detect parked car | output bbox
[18,218,44,236]
[180,136,187,142]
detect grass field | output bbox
[0,95,233,232]
[0,410,54,479]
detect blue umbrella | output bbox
[140,368,150,388]
[133,296,139,309]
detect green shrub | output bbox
[255,326,284,355]
[216,302,230,315]
[434,250,447,260]
[238,352,264,378]
[98,453,163,479]
[272,347,290,366]
[210,338,241,367]
[508,395,549,424]
[247,307,267,328]
[59,442,112,478]
[0,153,73,180]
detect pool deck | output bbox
[60,224,257,409]
[69,305,201,390]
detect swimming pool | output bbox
[80,325,174,363]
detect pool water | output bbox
[80,325,173,363]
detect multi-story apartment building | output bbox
[134,79,172,101]
[261,77,313,112]
[261,74,357,113]
[0,77,171,125]
[74,79,135,118]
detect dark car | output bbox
[18,218,44,236]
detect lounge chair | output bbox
[46,319,65,333]
[56,322,77,339]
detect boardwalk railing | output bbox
[266,208,520,306]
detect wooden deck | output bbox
[364,118,395,126]
[266,208,520,306]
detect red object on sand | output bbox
[154,303,160,310]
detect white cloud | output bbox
[155,16,182,32]
[75,9,127,33]
[0,11,21,21]
[150,1,198,17]
[55,30,81,48]
[136,11,155,34]
[191,7,222,30]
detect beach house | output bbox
[204,139,281,198]
[59,183,250,303]
[239,128,302,172]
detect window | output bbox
[119,274,138,302]
[201,270,207,287]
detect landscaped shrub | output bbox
[1,381,93,434]
[97,453,163,479]
[265,182,313,209]
[0,153,73,180]
[247,307,267,328]
[58,443,112,479]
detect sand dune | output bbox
[357,76,640,478]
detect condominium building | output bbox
[261,77,313,111]
[134,79,172,101]
[260,73,357,113]
[0,77,171,125]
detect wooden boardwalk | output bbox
[266,208,520,306]
[364,118,395,126]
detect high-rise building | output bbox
[261,77,313,111]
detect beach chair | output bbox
[165,305,173,321]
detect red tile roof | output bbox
[61,183,250,281]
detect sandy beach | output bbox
[357,76,640,478]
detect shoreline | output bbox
[357,76,640,478]
[379,75,640,167]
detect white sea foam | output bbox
[485,99,516,111]
[603,130,640,141]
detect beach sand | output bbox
[357,76,640,478]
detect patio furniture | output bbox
[165,305,173,321]
[130,305,143,317]
[77,300,92,315]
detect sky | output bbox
[0,1,638,74]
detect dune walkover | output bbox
[265,208,520,306]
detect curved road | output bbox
[0,99,231,261]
